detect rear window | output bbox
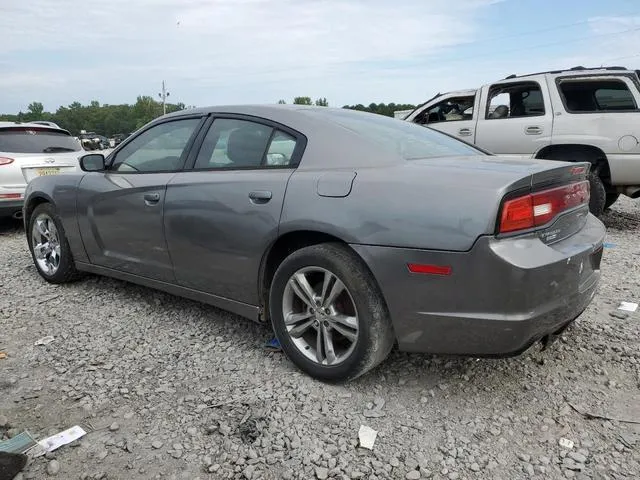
[559,79,638,112]
[307,109,483,160]
[0,127,81,153]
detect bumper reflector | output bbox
[408,263,452,276]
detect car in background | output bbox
[23,106,606,381]
[0,122,82,219]
[79,132,110,151]
[110,133,129,147]
[404,66,640,215]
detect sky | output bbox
[1,0,640,114]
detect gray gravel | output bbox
[1,197,639,479]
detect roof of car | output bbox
[164,104,341,118]
[503,65,634,80]
[0,121,69,133]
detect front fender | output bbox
[24,173,89,263]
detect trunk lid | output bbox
[14,152,81,183]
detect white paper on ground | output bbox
[31,425,87,457]
[618,302,638,313]
[358,425,377,450]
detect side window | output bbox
[266,131,297,166]
[111,118,200,172]
[194,118,298,169]
[559,79,638,112]
[486,82,545,119]
[417,96,475,124]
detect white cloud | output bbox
[0,0,503,111]
[1,2,639,113]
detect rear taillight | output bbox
[0,157,14,166]
[499,180,590,233]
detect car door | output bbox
[77,116,205,282]
[474,80,553,156]
[417,93,478,143]
[164,115,305,305]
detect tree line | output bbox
[0,96,417,137]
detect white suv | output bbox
[404,66,640,215]
[0,122,82,219]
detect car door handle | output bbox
[458,128,472,136]
[525,126,543,135]
[249,190,272,204]
[144,192,161,205]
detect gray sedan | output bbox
[22,105,606,381]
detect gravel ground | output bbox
[1,198,639,480]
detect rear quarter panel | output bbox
[24,173,88,262]
[280,159,533,252]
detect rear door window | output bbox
[558,78,638,112]
[194,118,299,169]
[0,127,82,153]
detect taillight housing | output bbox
[499,180,590,233]
[0,157,14,166]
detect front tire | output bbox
[269,243,395,382]
[28,203,80,284]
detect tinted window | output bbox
[559,79,637,112]
[486,81,545,119]
[0,127,81,153]
[111,118,200,172]
[306,109,483,160]
[194,119,296,169]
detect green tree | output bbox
[27,102,44,118]
[315,98,328,107]
[277,99,286,104]
[293,96,312,105]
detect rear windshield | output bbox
[0,127,81,153]
[306,109,484,160]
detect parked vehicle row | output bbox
[22,105,605,381]
[403,66,640,216]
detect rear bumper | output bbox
[0,199,24,218]
[351,214,606,356]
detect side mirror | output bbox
[80,153,106,172]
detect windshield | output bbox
[0,127,81,153]
[308,108,484,160]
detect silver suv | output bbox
[0,122,82,219]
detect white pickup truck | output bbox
[404,66,640,215]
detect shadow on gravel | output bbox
[0,217,23,235]
[601,206,640,231]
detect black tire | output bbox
[27,203,80,284]
[269,243,395,382]
[604,193,620,211]
[587,172,607,217]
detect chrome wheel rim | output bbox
[282,267,359,366]
[31,214,61,276]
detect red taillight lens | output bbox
[0,157,14,166]
[499,180,590,234]
[0,193,22,199]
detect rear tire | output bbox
[269,243,395,382]
[27,203,80,284]
[588,172,607,217]
[604,193,620,211]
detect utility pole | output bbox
[158,80,170,115]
